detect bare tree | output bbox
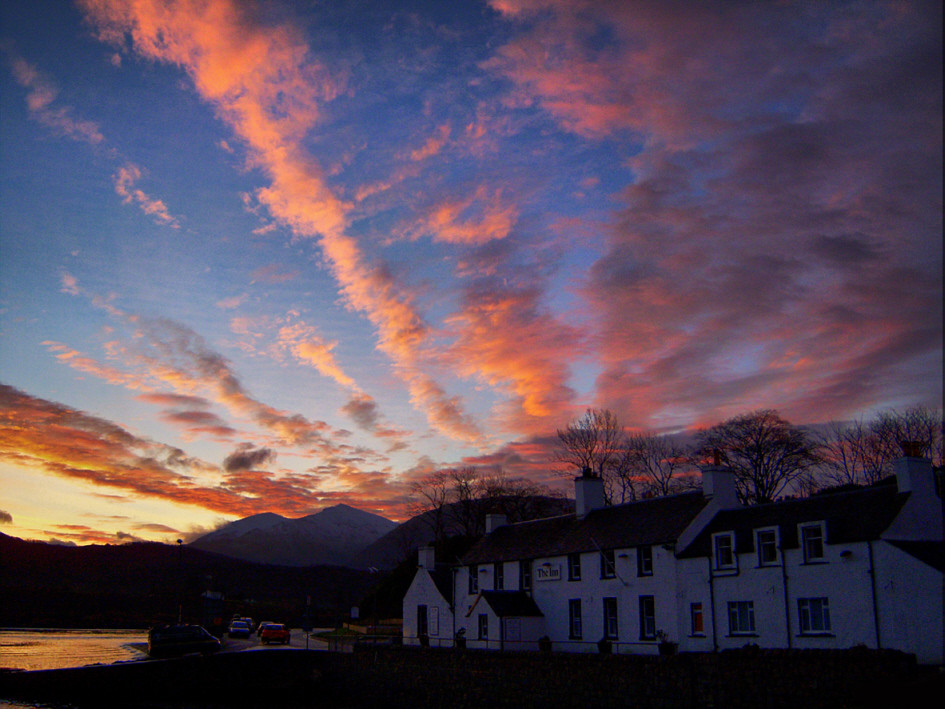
[626,432,696,497]
[697,410,820,505]
[408,470,451,543]
[816,406,943,487]
[555,409,624,477]
[556,408,629,504]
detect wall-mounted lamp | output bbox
[840,550,853,558]
[617,553,629,559]
[541,562,552,567]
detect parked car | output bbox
[260,623,291,645]
[256,620,276,637]
[147,624,221,658]
[227,620,251,638]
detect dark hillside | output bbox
[0,533,373,629]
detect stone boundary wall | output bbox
[316,645,935,709]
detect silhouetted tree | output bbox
[625,432,698,497]
[556,408,631,504]
[697,410,820,504]
[816,406,943,486]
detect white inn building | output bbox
[403,451,943,664]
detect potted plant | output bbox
[454,628,466,650]
[656,630,677,656]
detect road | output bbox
[221,627,328,652]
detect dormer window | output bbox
[800,523,826,563]
[713,532,736,570]
[756,528,779,566]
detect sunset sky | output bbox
[1,0,941,546]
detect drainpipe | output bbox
[867,541,881,650]
[708,556,718,652]
[780,546,792,648]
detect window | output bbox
[520,559,532,591]
[639,595,656,640]
[417,605,428,637]
[713,532,736,570]
[637,545,653,576]
[478,613,488,640]
[494,562,504,590]
[468,566,479,594]
[756,528,779,566]
[727,601,755,635]
[603,597,619,640]
[568,552,582,581]
[690,603,704,636]
[800,523,825,563]
[600,549,616,579]
[568,599,583,639]
[798,597,831,634]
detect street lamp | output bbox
[176,539,183,624]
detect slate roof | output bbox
[677,483,909,558]
[886,540,945,572]
[462,491,708,564]
[467,590,544,618]
[428,565,455,603]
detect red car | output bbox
[260,623,291,645]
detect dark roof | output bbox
[468,590,544,618]
[677,484,908,559]
[462,491,708,564]
[428,565,454,602]
[885,540,945,572]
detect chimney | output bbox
[894,442,936,496]
[575,467,606,518]
[882,443,942,540]
[417,545,436,570]
[485,513,507,534]
[701,458,738,509]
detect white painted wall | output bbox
[402,568,454,648]
[874,541,943,664]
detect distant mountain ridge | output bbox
[353,495,575,569]
[190,503,397,568]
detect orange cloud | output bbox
[79,0,483,444]
[410,122,451,161]
[7,55,104,144]
[113,163,180,227]
[406,186,519,246]
[445,286,578,432]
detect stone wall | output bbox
[316,645,932,709]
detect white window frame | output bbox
[712,532,736,570]
[799,522,826,563]
[639,595,656,640]
[568,552,582,581]
[600,549,616,579]
[798,597,831,635]
[690,602,705,636]
[637,545,653,576]
[494,562,504,590]
[755,527,780,566]
[727,600,755,635]
[603,597,619,640]
[478,613,488,640]
[568,599,583,639]
[520,559,532,591]
[468,565,479,594]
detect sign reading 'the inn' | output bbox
[535,564,561,582]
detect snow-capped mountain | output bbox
[189,504,397,568]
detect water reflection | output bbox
[0,630,147,672]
